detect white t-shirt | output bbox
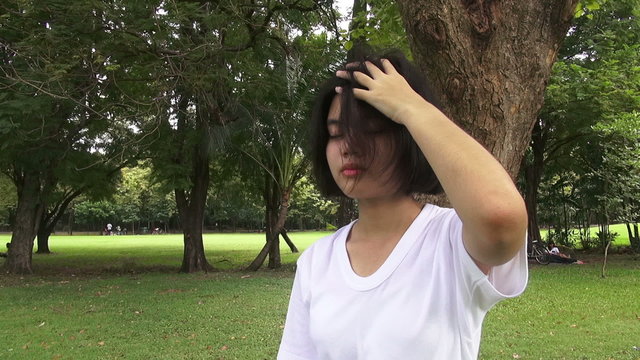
[550,247,560,255]
[278,204,528,360]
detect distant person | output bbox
[116,225,121,235]
[106,223,113,235]
[547,242,584,264]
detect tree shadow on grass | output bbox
[1,248,299,281]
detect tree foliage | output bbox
[531,0,640,249]
[0,0,141,273]
[229,30,342,269]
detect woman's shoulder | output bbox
[418,203,459,229]
[297,224,351,265]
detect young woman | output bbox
[277,50,529,360]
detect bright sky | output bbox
[334,0,353,15]
[333,0,353,30]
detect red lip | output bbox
[340,163,363,177]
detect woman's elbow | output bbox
[480,199,528,265]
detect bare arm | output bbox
[337,60,527,272]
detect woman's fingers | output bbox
[352,71,374,87]
[364,61,385,78]
[345,61,360,70]
[335,70,350,79]
[351,87,368,100]
[336,69,374,88]
[380,59,398,75]
[335,60,399,100]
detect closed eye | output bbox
[327,119,342,139]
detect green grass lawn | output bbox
[540,223,633,247]
[1,233,639,359]
[0,232,329,273]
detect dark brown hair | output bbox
[310,49,444,197]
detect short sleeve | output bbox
[448,211,528,312]
[278,255,316,360]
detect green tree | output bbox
[288,176,339,230]
[524,0,640,247]
[35,163,123,253]
[207,160,263,232]
[113,165,176,234]
[0,0,138,273]
[110,0,333,272]
[73,200,117,231]
[231,31,341,270]
[71,165,177,234]
[344,0,410,56]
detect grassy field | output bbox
[1,233,639,359]
[540,223,633,247]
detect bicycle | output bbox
[528,240,550,265]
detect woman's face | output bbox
[325,96,398,200]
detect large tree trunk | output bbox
[177,205,214,273]
[247,185,293,271]
[247,209,273,271]
[175,187,214,273]
[174,104,215,273]
[4,172,45,274]
[36,229,51,254]
[268,189,292,269]
[522,120,546,245]
[397,0,579,179]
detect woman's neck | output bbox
[352,194,423,242]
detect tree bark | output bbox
[246,182,276,271]
[175,185,214,273]
[35,188,83,254]
[177,204,214,273]
[4,172,45,274]
[522,120,546,245]
[281,229,299,253]
[35,230,51,254]
[247,183,293,271]
[173,98,215,273]
[268,189,292,269]
[397,0,579,179]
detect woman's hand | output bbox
[335,59,432,126]
[338,59,527,271]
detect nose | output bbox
[341,143,350,157]
[340,140,360,158]
[339,140,352,157]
